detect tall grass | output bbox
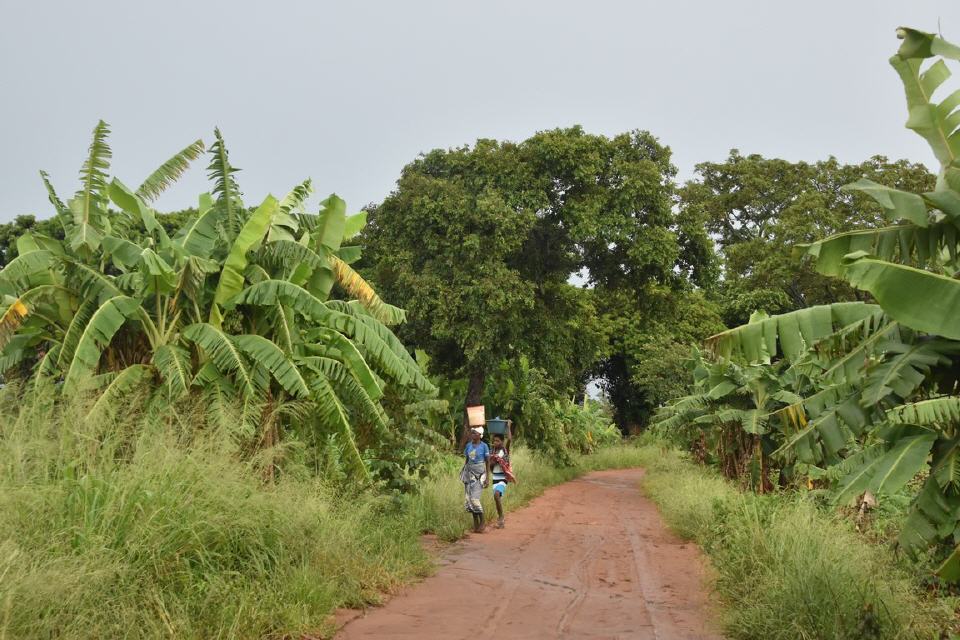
[0,386,650,639]
[635,440,954,640]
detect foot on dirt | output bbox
[496,518,505,529]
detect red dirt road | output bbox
[336,469,722,639]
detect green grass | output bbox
[15,386,944,640]
[0,390,653,639]
[633,440,955,640]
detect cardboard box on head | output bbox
[466,405,485,427]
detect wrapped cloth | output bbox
[460,461,486,514]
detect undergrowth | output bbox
[0,389,651,639]
[634,439,956,640]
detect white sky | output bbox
[2,0,959,222]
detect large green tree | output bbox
[679,151,934,325]
[365,127,707,425]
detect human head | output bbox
[492,433,504,447]
[470,427,483,443]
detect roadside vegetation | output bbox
[649,27,960,638]
[0,385,641,639]
[635,441,954,639]
[3,20,960,640]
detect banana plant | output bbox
[0,122,434,482]
[654,349,804,491]
[686,301,960,565]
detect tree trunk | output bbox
[460,369,486,445]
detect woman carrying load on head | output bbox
[489,422,515,529]
[460,425,491,533]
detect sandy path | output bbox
[335,468,722,640]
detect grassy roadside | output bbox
[630,441,956,640]
[0,394,652,640]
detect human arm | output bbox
[484,451,492,488]
[506,420,513,453]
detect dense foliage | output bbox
[0,125,435,483]
[680,151,934,324]
[657,27,960,580]
[362,127,713,432]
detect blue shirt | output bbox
[464,441,490,464]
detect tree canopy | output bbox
[679,151,935,324]
[363,127,707,425]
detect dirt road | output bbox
[336,468,722,639]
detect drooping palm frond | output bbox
[308,328,383,401]
[862,339,958,405]
[841,255,960,339]
[303,365,368,481]
[0,333,35,373]
[832,433,936,505]
[705,302,883,364]
[0,251,57,287]
[152,343,192,398]
[799,221,960,277]
[182,323,259,398]
[322,301,434,394]
[887,395,960,426]
[253,239,326,272]
[314,356,389,433]
[232,279,337,322]
[330,255,407,325]
[0,285,70,349]
[64,260,124,303]
[899,474,960,556]
[85,364,155,423]
[651,393,711,431]
[62,295,144,394]
[233,334,310,398]
[136,139,205,202]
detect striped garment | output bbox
[490,447,510,483]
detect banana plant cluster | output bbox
[657,28,960,579]
[0,122,434,481]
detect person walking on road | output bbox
[489,431,515,528]
[460,426,490,533]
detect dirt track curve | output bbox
[336,468,722,640]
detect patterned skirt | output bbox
[460,462,486,514]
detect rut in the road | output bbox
[335,468,722,640]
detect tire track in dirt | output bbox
[335,468,722,639]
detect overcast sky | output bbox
[2,1,959,223]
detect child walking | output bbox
[460,426,490,533]
[489,431,515,528]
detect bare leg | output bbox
[494,492,504,527]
